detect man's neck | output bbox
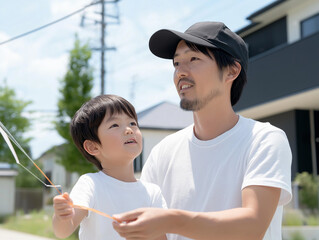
[192,101,239,141]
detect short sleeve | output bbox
[242,130,292,205]
[70,174,95,208]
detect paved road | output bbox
[0,227,55,240]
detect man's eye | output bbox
[109,124,119,128]
[173,61,179,67]
[190,57,199,61]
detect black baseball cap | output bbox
[149,21,248,73]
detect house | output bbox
[136,101,193,171]
[0,162,18,216]
[38,146,79,206]
[234,0,319,180]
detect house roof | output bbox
[138,102,193,130]
[246,0,286,20]
[236,0,291,35]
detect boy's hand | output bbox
[53,192,74,221]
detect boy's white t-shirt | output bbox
[70,171,167,240]
[141,116,292,240]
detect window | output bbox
[242,17,287,58]
[134,154,143,172]
[301,13,319,38]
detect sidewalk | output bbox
[0,227,55,240]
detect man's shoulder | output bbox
[151,124,193,153]
[163,124,193,141]
[240,116,285,135]
[239,116,288,149]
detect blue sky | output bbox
[0,0,275,158]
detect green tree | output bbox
[0,84,40,188]
[55,37,95,175]
[294,172,319,211]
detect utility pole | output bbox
[81,0,120,94]
[101,0,106,94]
[130,75,137,104]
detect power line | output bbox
[0,1,100,46]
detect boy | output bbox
[52,94,167,240]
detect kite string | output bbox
[30,160,62,195]
[18,163,49,187]
[0,121,62,194]
[0,121,119,222]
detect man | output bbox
[113,21,292,240]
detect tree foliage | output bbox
[55,37,96,174]
[0,85,32,163]
[294,171,319,211]
[0,85,41,188]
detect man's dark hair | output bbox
[70,94,138,170]
[185,41,247,106]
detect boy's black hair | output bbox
[70,94,138,170]
[185,41,247,106]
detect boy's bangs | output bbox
[106,99,137,123]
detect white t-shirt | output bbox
[141,116,292,240]
[70,171,167,240]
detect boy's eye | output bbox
[173,60,179,67]
[130,122,137,126]
[109,123,119,129]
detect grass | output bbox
[282,209,304,226]
[282,208,319,226]
[1,210,78,240]
[306,214,319,226]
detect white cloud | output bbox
[50,0,90,18]
[0,49,22,76]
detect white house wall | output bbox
[0,176,15,215]
[287,0,319,43]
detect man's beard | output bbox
[180,89,221,111]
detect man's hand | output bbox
[112,186,281,240]
[112,208,170,240]
[53,192,74,221]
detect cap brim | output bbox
[149,29,218,59]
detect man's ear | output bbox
[83,140,99,156]
[226,61,241,83]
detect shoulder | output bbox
[138,180,167,208]
[138,179,164,199]
[240,116,287,140]
[139,179,162,193]
[76,172,102,186]
[154,124,193,149]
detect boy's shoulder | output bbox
[138,179,162,194]
[77,171,102,183]
[139,179,160,189]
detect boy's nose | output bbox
[125,127,133,135]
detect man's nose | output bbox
[175,64,189,81]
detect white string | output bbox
[0,121,61,189]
